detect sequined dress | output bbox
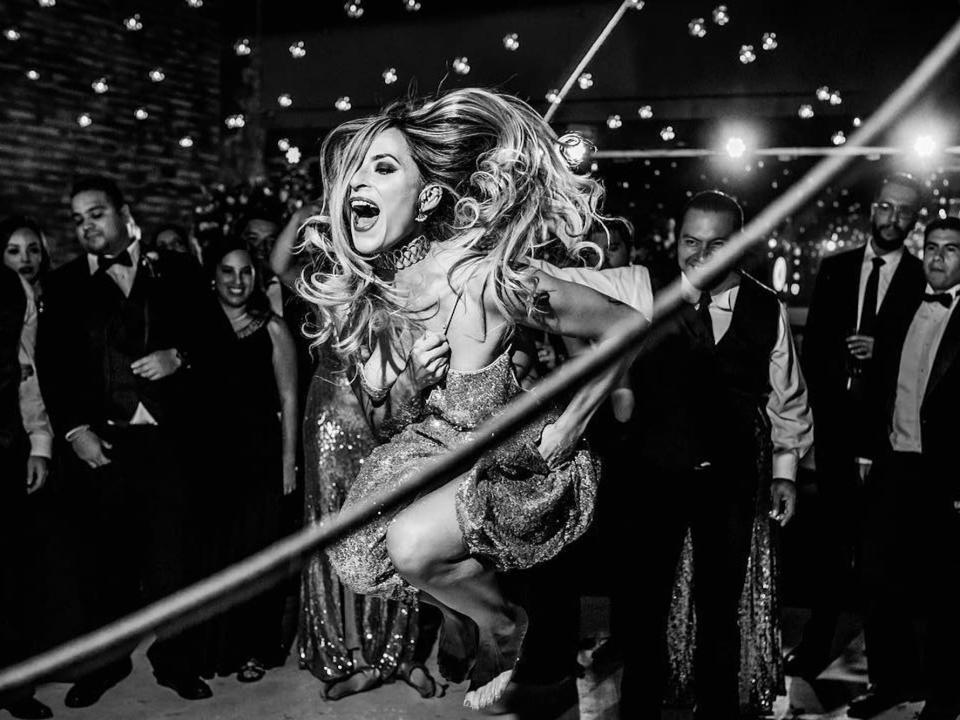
[666,414,785,713]
[298,353,419,683]
[328,350,600,604]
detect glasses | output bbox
[872,201,918,222]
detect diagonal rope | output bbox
[543,0,637,123]
[2,11,960,696]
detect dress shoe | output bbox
[783,648,827,680]
[847,692,916,719]
[155,674,212,701]
[4,697,53,719]
[64,659,132,708]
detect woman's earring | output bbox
[415,211,428,222]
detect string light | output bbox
[37,0,56,7]
[798,104,814,119]
[712,5,730,25]
[503,33,519,51]
[3,28,21,41]
[26,69,40,81]
[178,136,194,148]
[286,146,301,164]
[234,38,252,56]
[739,44,756,63]
[149,68,166,82]
[545,89,560,103]
[277,93,293,107]
[831,130,846,145]
[345,1,364,19]
[134,107,149,120]
[688,18,707,38]
[761,32,777,50]
[123,14,143,31]
[91,77,109,94]
[289,41,306,58]
[816,86,831,102]
[577,72,593,90]
[637,105,653,119]
[335,96,352,111]
[76,113,92,128]
[606,114,622,129]
[452,56,470,74]
[403,0,421,10]
[660,126,676,141]
[382,67,398,84]
[225,114,245,129]
[829,90,842,105]
[185,0,204,6]
[277,138,291,152]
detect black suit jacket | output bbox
[37,251,212,438]
[802,245,925,461]
[0,266,26,453]
[872,294,960,492]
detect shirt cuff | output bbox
[65,424,91,442]
[29,432,53,459]
[772,451,798,481]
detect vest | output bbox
[631,274,780,482]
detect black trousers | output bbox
[69,424,200,679]
[619,464,757,720]
[862,451,960,713]
[0,442,37,706]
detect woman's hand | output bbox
[408,331,450,391]
[26,455,49,494]
[536,419,584,469]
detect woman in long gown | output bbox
[269,207,439,701]
[299,88,643,710]
[200,239,298,682]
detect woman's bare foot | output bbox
[463,605,529,711]
[322,667,382,701]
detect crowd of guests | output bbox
[0,167,958,720]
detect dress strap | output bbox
[442,290,464,336]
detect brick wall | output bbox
[0,0,224,263]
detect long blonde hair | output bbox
[298,88,606,369]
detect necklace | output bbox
[376,234,431,272]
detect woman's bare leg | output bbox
[386,479,527,709]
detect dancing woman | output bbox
[299,88,642,710]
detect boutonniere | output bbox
[140,251,161,280]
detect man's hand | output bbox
[409,331,450,391]
[131,349,181,381]
[536,341,558,371]
[845,334,875,360]
[26,455,49,494]
[769,478,797,526]
[282,458,297,496]
[71,428,112,468]
[537,419,584,469]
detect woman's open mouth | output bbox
[350,198,380,232]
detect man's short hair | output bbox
[71,176,126,210]
[879,172,924,202]
[923,215,960,241]
[681,190,744,230]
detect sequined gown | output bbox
[298,353,418,683]
[328,350,600,606]
[666,415,785,714]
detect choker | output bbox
[376,234,431,272]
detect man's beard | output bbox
[871,222,906,253]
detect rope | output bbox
[3,11,960,696]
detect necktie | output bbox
[923,292,953,308]
[858,256,885,334]
[697,291,715,346]
[96,249,133,274]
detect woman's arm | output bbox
[499,269,644,465]
[269,204,318,291]
[269,316,300,495]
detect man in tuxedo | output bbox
[791,173,927,689]
[38,177,212,707]
[855,216,960,720]
[621,191,812,719]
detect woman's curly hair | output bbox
[298,88,606,370]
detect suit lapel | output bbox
[924,306,960,403]
[840,246,865,332]
[878,251,921,323]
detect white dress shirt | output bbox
[537,261,813,481]
[17,277,53,458]
[890,283,960,454]
[857,242,904,329]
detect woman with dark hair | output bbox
[197,238,298,683]
[2,215,51,305]
[300,88,642,710]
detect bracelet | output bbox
[359,370,391,402]
[174,348,192,371]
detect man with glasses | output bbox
[791,174,926,713]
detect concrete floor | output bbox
[15,608,931,720]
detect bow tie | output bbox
[96,249,133,273]
[923,292,954,308]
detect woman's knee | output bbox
[386,515,441,584]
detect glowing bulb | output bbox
[798,104,814,119]
[853,117,862,127]
[577,72,593,90]
[4,28,22,41]
[637,105,653,119]
[831,131,846,146]
[286,146,301,164]
[277,138,290,152]
[345,1,364,19]
[149,68,166,82]
[289,41,306,58]
[91,77,109,94]
[761,32,777,50]
[382,67,398,84]
[914,135,937,158]
[335,96,352,111]
[26,69,40,80]
[816,86,831,102]
[725,136,747,158]
[712,5,729,25]
[606,114,622,130]
[225,114,245,129]
[738,44,756,64]
[452,56,470,75]
[503,33,520,51]
[829,91,842,105]
[403,0,421,10]
[185,0,204,7]
[277,93,293,107]
[76,113,92,128]
[37,0,56,6]
[660,126,675,141]
[234,38,252,56]
[688,18,707,38]
[545,89,561,104]
[123,14,143,31]
[179,136,194,148]
[134,107,149,120]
